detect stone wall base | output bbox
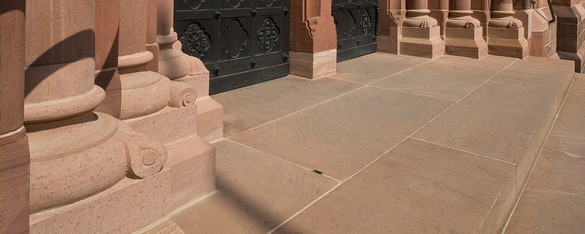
[488,27,529,59]
[289,49,337,79]
[445,27,488,59]
[30,169,172,234]
[400,26,445,59]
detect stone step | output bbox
[504,74,585,233]
[165,53,576,233]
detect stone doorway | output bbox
[174,0,291,94]
[332,0,379,62]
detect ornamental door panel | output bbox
[331,0,379,62]
[175,0,290,94]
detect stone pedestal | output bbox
[445,27,488,59]
[488,27,530,58]
[289,0,337,79]
[444,0,488,59]
[1,2,30,233]
[488,0,529,58]
[401,0,445,58]
[401,26,445,58]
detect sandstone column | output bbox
[25,1,169,232]
[94,0,122,117]
[289,0,337,78]
[401,0,445,58]
[1,1,30,233]
[488,0,529,58]
[444,0,488,58]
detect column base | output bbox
[400,26,445,59]
[488,27,529,59]
[445,27,488,59]
[289,49,337,79]
[30,169,172,234]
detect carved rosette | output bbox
[179,22,211,58]
[257,18,280,52]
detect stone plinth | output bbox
[488,27,529,58]
[445,27,488,59]
[290,49,337,79]
[400,26,445,58]
[30,168,171,234]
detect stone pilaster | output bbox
[289,0,337,79]
[401,0,445,58]
[444,0,488,58]
[1,1,31,233]
[488,0,529,58]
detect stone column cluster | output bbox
[378,0,531,59]
[16,0,222,232]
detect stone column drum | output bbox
[25,0,170,233]
[488,0,529,58]
[1,1,31,233]
[444,0,488,58]
[401,0,445,58]
[289,0,337,78]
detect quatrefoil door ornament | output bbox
[179,22,211,58]
[221,19,248,59]
[257,18,280,52]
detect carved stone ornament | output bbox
[179,22,211,58]
[257,18,280,52]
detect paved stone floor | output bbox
[167,53,583,233]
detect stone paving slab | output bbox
[229,86,452,180]
[212,76,362,137]
[172,53,577,234]
[273,138,516,234]
[504,75,585,234]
